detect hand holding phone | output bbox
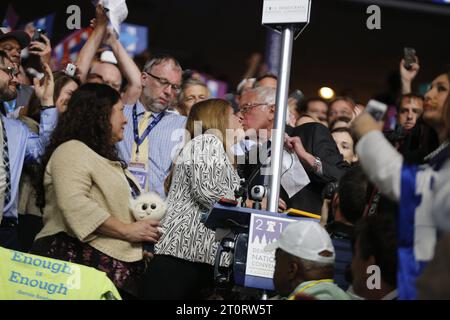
[403,47,417,71]
[365,99,387,122]
[32,29,46,43]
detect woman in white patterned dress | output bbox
[141,99,244,299]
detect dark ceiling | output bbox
[3,0,450,102]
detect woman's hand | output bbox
[33,63,54,107]
[123,219,161,243]
[351,112,384,140]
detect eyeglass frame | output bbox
[239,102,274,115]
[143,71,181,93]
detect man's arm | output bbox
[400,57,420,95]
[104,29,142,104]
[25,63,57,163]
[288,125,349,184]
[75,4,108,83]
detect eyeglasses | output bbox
[0,66,18,79]
[239,102,272,114]
[144,72,181,93]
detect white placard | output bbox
[262,0,311,25]
[280,149,310,198]
[99,0,128,36]
[245,213,298,279]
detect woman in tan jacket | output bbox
[31,83,160,298]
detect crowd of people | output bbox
[0,4,449,300]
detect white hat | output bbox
[264,220,335,264]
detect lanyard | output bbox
[132,104,164,154]
[287,279,334,300]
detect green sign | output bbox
[0,246,121,300]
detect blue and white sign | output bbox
[245,213,300,290]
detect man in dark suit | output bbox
[238,86,348,215]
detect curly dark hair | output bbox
[36,83,125,208]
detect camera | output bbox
[403,47,416,71]
[32,29,46,42]
[322,181,339,200]
[65,63,77,77]
[250,185,266,202]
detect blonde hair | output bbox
[186,99,231,143]
[164,99,233,194]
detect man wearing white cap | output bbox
[265,220,350,300]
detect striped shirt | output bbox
[116,100,187,198]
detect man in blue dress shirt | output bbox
[116,54,187,198]
[0,51,57,250]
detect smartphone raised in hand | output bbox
[403,47,416,71]
[365,99,387,122]
[32,28,46,43]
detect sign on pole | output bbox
[262,0,311,38]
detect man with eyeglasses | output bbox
[0,51,57,250]
[238,86,348,215]
[116,54,186,198]
[0,29,35,118]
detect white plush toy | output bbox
[129,192,167,252]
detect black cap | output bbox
[0,29,31,49]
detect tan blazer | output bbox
[35,140,142,262]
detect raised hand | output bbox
[29,34,52,65]
[33,62,54,107]
[95,3,109,27]
[400,57,420,94]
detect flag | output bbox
[398,164,428,300]
[1,5,19,32]
[20,14,55,39]
[52,28,93,69]
[119,23,148,57]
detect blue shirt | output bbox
[2,108,58,220]
[116,100,187,198]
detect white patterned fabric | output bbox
[155,134,240,265]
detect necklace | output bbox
[423,140,450,162]
[288,279,334,300]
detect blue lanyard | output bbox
[132,104,164,154]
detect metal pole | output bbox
[267,25,294,213]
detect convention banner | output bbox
[245,213,299,289]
